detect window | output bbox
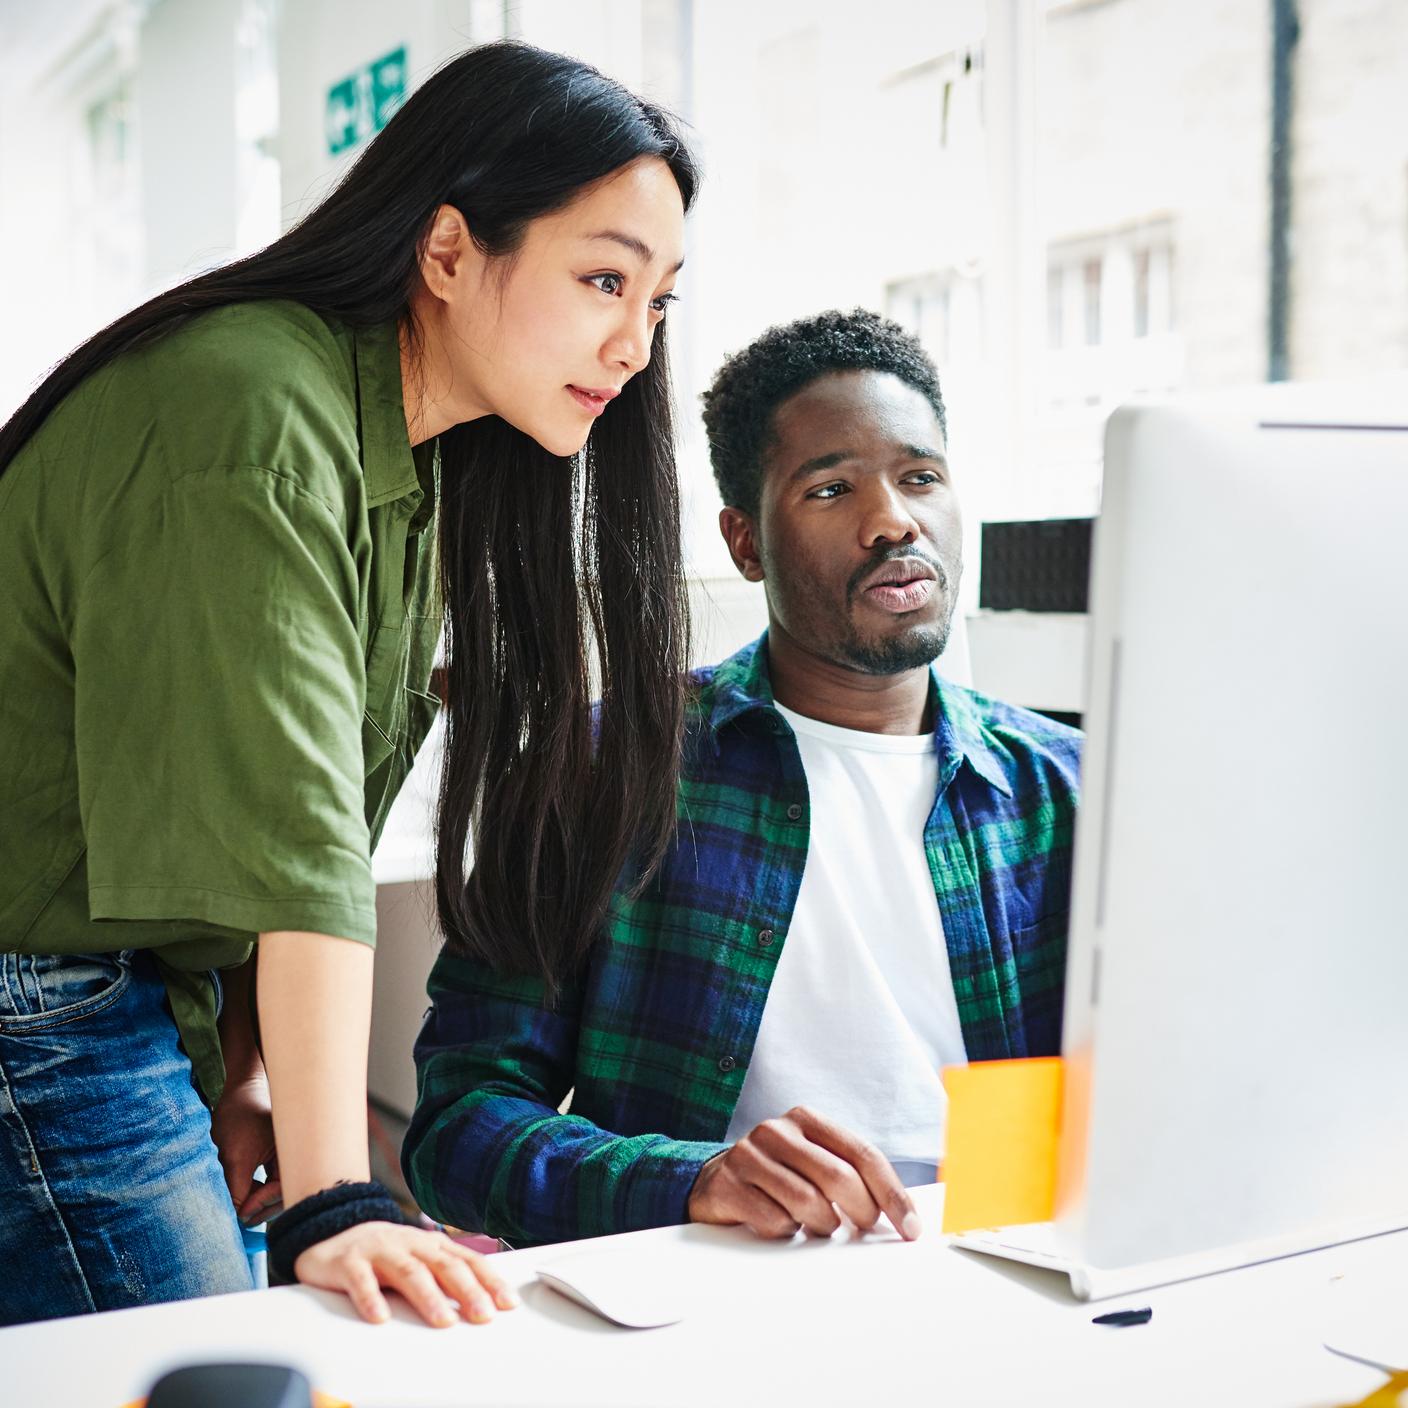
[84,82,140,300]
[1133,247,1151,339]
[1132,237,1174,340]
[1081,257,1102,346]
[886,272,953,368]
[1047,267,1065,350]
[1045,222,1179,399]
[234,0,280,255]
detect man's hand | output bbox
[209,1070,283,1224]
[294,1222,519,1327]
[687,1105,922,1241]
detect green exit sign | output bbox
[325,47,407,157]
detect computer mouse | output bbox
[536,1251,686,1329]
[147,1363,313,1408]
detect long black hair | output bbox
[0,42,698,994]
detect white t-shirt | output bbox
[723,703,968,1187]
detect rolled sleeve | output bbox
[74,467,376,945]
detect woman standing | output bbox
[0,41,694,1328]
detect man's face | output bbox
[741,369,963,675]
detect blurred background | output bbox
[2,0,1404,1141]
[4,0,1405,597]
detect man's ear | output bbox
[719,506,765,583]
[417,204,480,303]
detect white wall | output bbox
[1292,0,1408,378]
[138,0,242,288]
[276,1,482,228]
[0,0,282,412]
[0,2,143,416]
[683,1,993,575]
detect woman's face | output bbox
[420,156,687,456]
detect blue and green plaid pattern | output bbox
[404,633,1082,1246]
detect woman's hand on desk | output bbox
[253,932,516,1325]
[294,1222,519,1328]
[688,1105,922,1242]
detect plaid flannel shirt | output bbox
[403,633,1082,1247]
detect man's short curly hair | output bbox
[700,308,947,516]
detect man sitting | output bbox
[403,309,1081,1247]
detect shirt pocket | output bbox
[362,708,396,768]
[402,686,441,763]
[363,620,406,728]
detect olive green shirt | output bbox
[0,300,441,1102]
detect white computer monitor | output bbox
[959,381,1408,1299]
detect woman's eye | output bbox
[650,291,679,315]
[587,272,624,296]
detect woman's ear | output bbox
[719,506,765,583]
[417,204,480,303]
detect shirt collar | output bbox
[703,633,779,733]
[702,630,1013,797]
[353,320,424,507]
[931,671,1014,797]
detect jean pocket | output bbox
[0,951,133,1031]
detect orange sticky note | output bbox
[941,1056,1064,1234]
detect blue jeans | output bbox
[0,950,254,1326]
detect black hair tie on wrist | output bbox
[266,1179,410,1285]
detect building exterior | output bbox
[2,0,1403,552]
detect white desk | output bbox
[4,1184,1404,1407]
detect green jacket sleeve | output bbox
[75,467,377,945]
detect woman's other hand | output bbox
[293,1222,519,1326]
[209,1071,283,1224]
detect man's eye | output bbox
[808,483,848,500]
[587,272,624,296]
[907,471,941,486]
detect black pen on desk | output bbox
[1092,1306,1153,1327]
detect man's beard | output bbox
[836,614,953,675]
[837,547,958,675]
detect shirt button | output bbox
[757,928,775,947]
[785,803,803,821]
[718,1055,737,1072]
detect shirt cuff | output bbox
[611,1137,733,1234]
[89,882,377,946]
